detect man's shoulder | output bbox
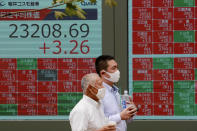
[71,99,89,113]
[69,99,88,119]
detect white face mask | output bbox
[96,87,106,99]
[104,70,120,83]
[89,85,106,100]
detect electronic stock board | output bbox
[128,0,197,119]
[0,0,102,119]
[129,0,197,119]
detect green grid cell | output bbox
[174,104,194,116]
[17,58,37,70]
[58,92,83,104]
[153,58,173,69]
[0,104,17,116]
[174,81,194,93]
[174,92,195,104]
[58,93,83,115]
[174,0,195,7]
[58,104,76,115]
[194,105,197,116]
[174,31,195,43]
[133,81,153,93]
[195,69,197,80]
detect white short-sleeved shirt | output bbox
[69,95,109,131]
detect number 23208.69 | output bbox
[9,23,89,38]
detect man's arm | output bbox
[106,106,137,123]
[95,125,116,131]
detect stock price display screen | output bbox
[0,0,102,119]
[129,0,197,119]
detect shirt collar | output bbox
[103,82,119,94]
[83,95,100,106]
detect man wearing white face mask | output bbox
[95,55,138,131]
[69,73,116,131]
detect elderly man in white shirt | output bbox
[69,73,116,131]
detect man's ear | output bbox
[100,70,106,76]
[101,70,110,78]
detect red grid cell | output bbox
[18,70,37,81]
[0,93,17,104]
[153,69,173,81]
[78,58,96,70]
[38,104,57,115]
[174,57,194,69]
[174,43,194,54]
[133,69,152,80]
[38,81,57,92]
[153,31,173,43]
[58,70,77,81]
[0,58,17,70]
[38,58,57,69]
[153,43,173,54]
[133,32,152,43]
[153,81,174,93]
[195,31,197,42]
[133,0,152,8]
[77,81,84,92]
[0,82,17,92]
[195,7,197,19]
[18,81,37,92]
[153,0,173,7]
[153,20,173,31]
[133,93,153,105]
[18,104,37,116]
[38,93,57,104]
[133,20,152,31]
[133,58,153,69]
[0,70,16,81]
[18,93,37,104]
[154,92,174,105]
[133,43,152,54]
[58,81,77,92]
[195,93,197,104]
[136,104,153,116]
[174,69,194,80]
[153,8,173,19]
[77,70,96,81]
[174,7,194,19]
[174,19,194,30]
[154,105,174,116]
[132,8,152,20]
[58,58,77,70]
[195,58,197,68]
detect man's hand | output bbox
[120,106,137,120]
[120,96,138,120]
[96,125,116,131]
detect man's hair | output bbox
[95,55,115,76]
[81,73,99,94]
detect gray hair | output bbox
[81,73,99,94]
